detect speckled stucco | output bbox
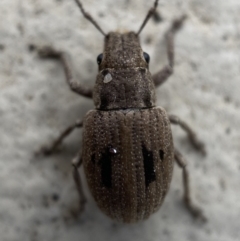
[0,0,239,241]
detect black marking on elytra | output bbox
[99,150,112,188]
[142,145,156,187]
[98,145,117,188]
[159,150,164,161]
[91,153,95,164]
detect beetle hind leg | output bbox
[174,149,207,222]
[72,152,86,214]
[62,152,86,220]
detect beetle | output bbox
[37,0,206,223]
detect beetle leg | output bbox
[153,15,187,87]
[174,149,207,222]
[36,119,83,156]
[169,114,206,155]
[38,46,93,98]
[72,152,86,214]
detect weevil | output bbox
[37,0,206,223]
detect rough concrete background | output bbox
[0,0,239,241]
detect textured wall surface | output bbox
[0,0,239,241]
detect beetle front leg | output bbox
[37,119,83,156]
[169,114,206,155]
[174,149,207,222]
[153,15,187,87]
[72,152,86,214]
[38,46,93,98]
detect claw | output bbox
[184,197,207,223]
[35,145,55,157]
[189,205,208,223]
[171,14,188,32]
[37,46,60,59]
[190,135,207,156]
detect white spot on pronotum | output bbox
[103,73,112,83]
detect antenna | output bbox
[137,0,159,35]
[74,0,106,36]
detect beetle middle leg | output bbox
[169,114,206,154]
[153,15,187,87]
[37,119,83,155]
[174,149,207,222]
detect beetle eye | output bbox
[143,52,150,64]
[97,53,103,65]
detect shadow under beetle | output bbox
[37,0,206,223]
